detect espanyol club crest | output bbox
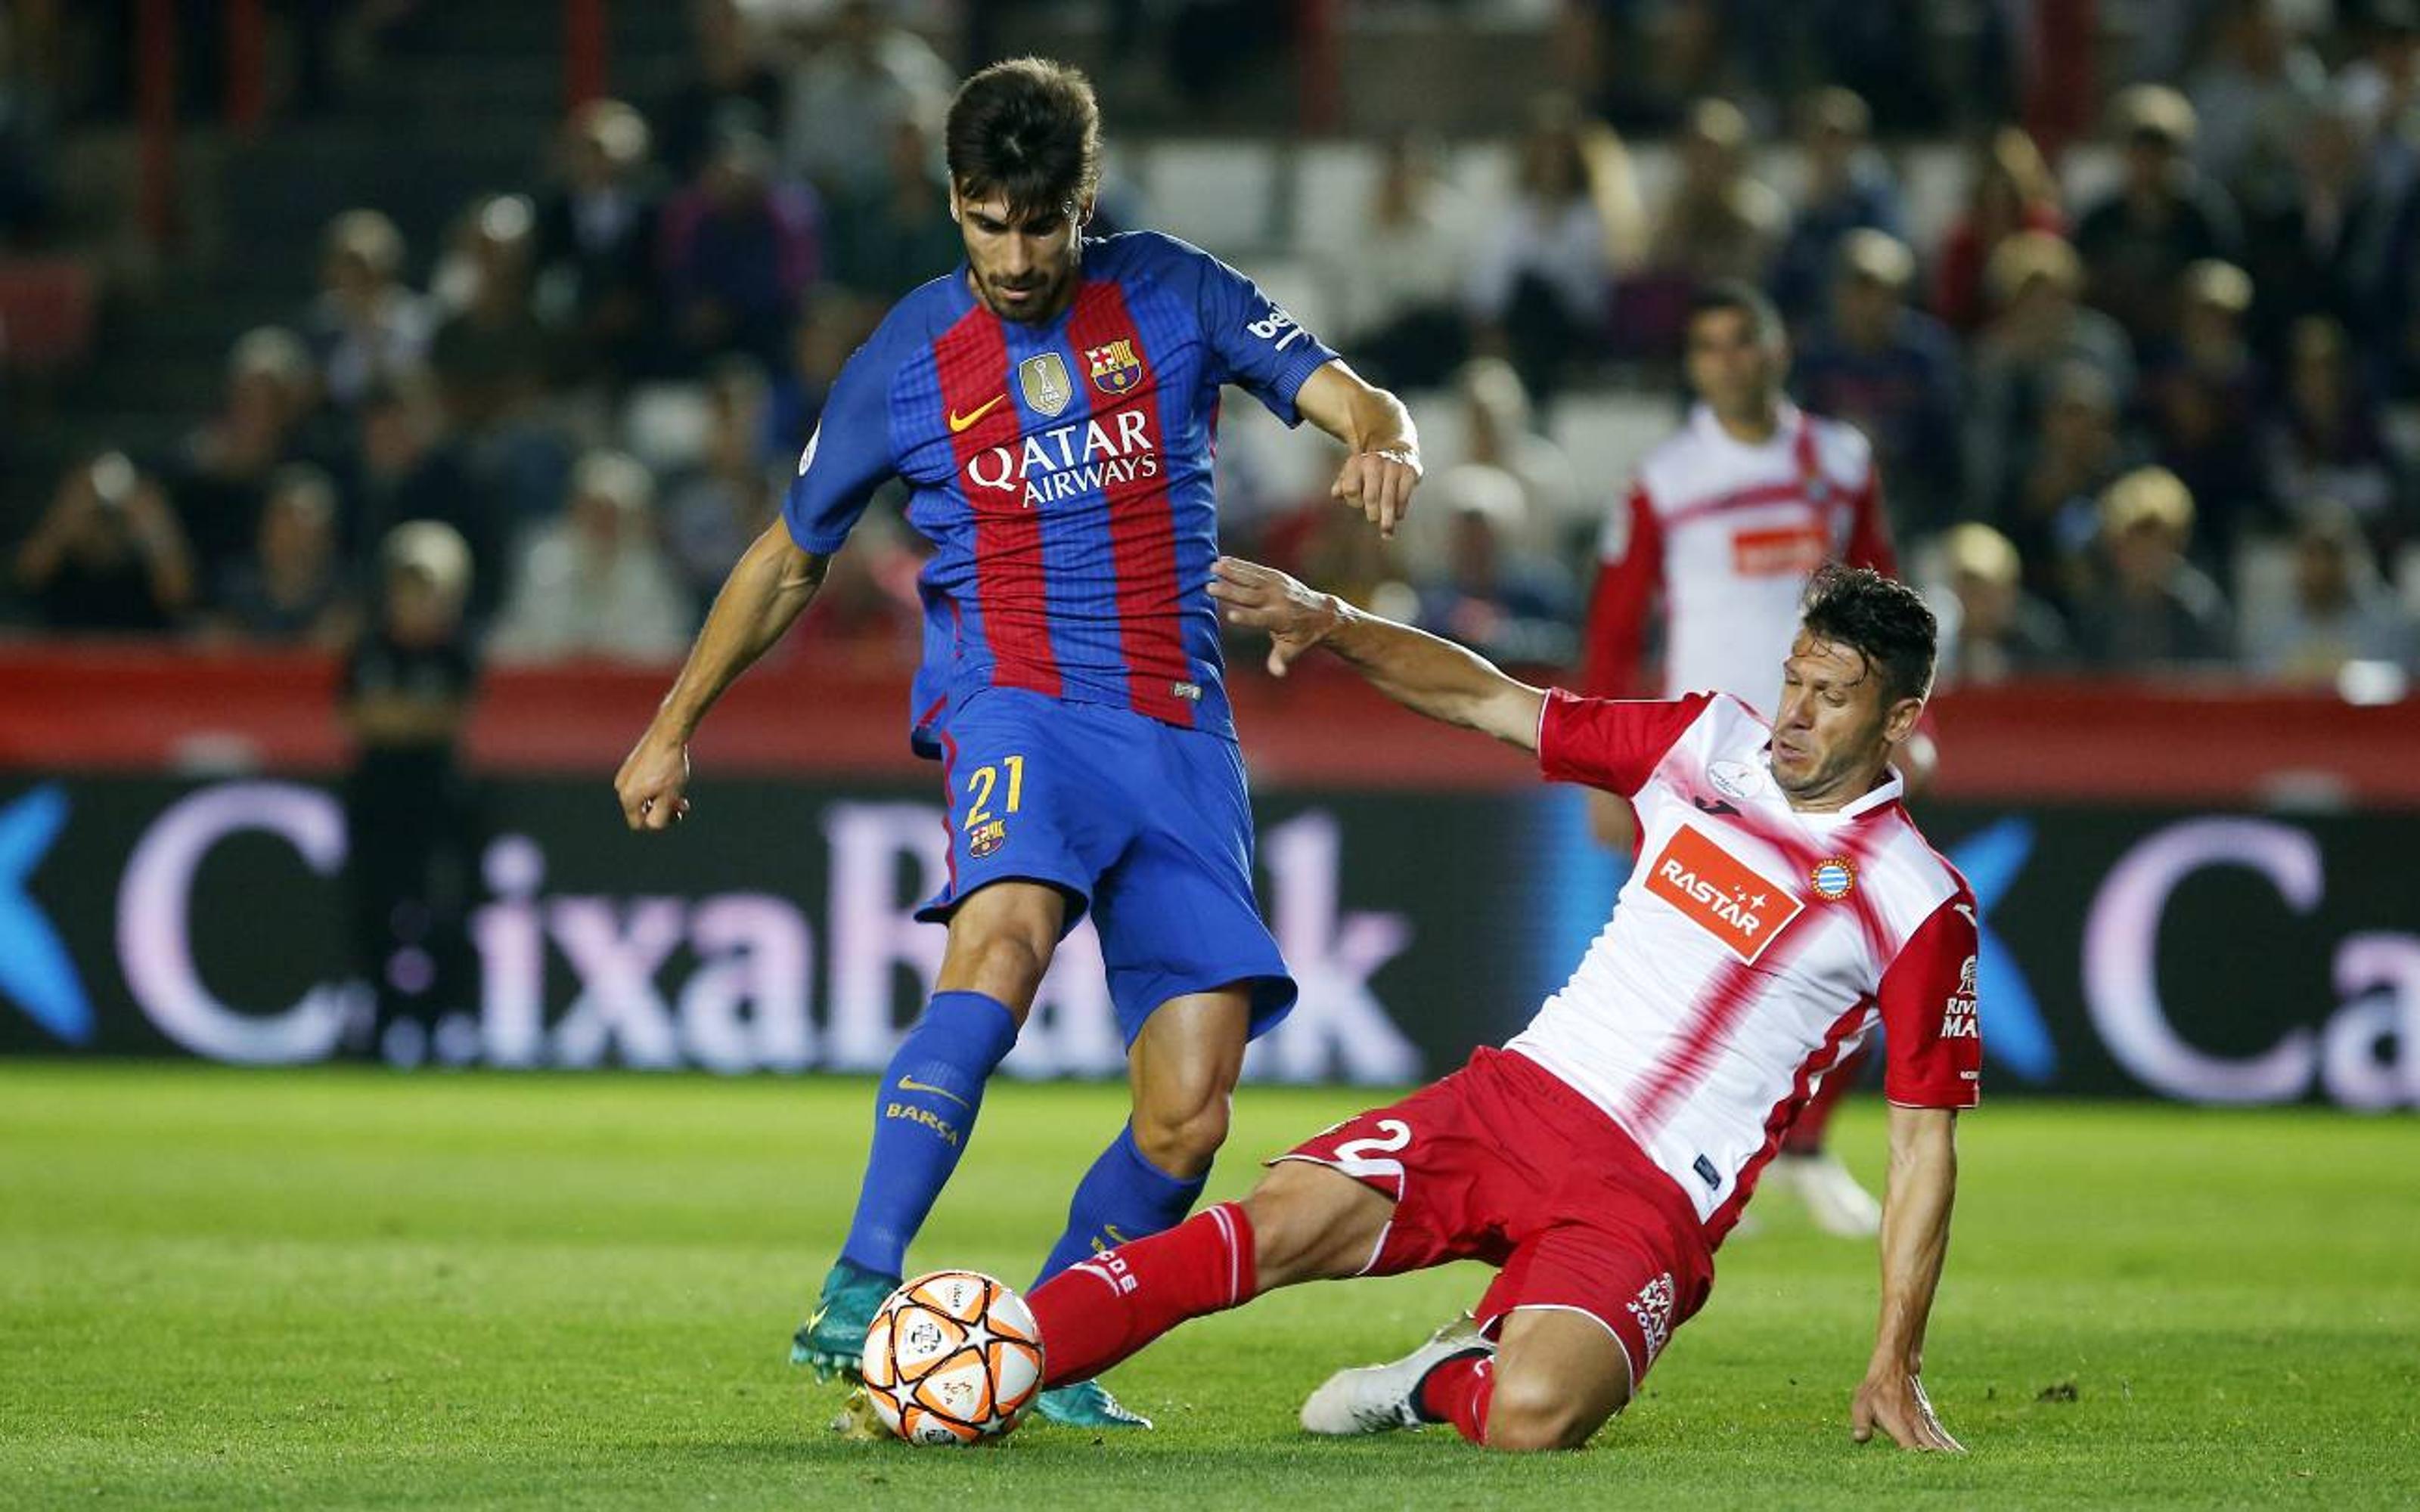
[1085,338,1142,395]
[1809,855,1857,900]
[1018,352,1073,417]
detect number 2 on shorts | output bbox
[964,754,1025,832]
[1332,1119,1413,1179]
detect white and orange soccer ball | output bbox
[860,1270,1045,1445]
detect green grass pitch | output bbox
[2,1065,2415,1509]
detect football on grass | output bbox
[861,1270,1045,1445]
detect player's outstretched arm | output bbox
[1293,361,1422,541]
[615,526,830,832]
[1852,1104,1965,1453]
[1209,556,1543,750]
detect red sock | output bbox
[1028,1201,1258,1387]
[1415,1351,1495,1445]
[1784,1043,1872,1154]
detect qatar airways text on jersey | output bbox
[780,231,1339,754]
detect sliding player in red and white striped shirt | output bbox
[1013,556,1978,1453]
[1578,282,1919,1237]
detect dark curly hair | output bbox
[1799,562,1938,705]
[1686,279,1785,345]
[945,58,1102,222]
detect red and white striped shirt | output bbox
[1581,402,1896,706]
[1506,689,1979,1241]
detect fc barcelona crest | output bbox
[1086,339,1143,395]
[1018,352,1073,417]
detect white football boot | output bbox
[1299,1313,1491,1436]
[827,1388,886,1442]
[1767,1150,1883,1237]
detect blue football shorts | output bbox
[916,688,1296,1046]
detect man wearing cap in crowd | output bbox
[2073,83,2244,347]
[1795,230,1963,538]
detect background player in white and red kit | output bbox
[1010,556,1978,1452]
[1578,281,1916,1235]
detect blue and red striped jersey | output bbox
[782,231,1336,756]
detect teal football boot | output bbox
[789,1258,899,1380]
[1032,1378,1154,1430]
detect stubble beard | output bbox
[976,250,1079,325]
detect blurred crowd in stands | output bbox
[4,0,2417,696]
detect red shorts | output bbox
[1274,1047,1714,1390]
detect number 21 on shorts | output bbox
[964,754,1025,832]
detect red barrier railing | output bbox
[2025,0,2099,163]
[4,643,2417,805]
[1298,0,1341,135]
[134,0,178,248]
[224,0,268,135]
[564,0,610,110]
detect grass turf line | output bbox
[2,1064,2415,1509]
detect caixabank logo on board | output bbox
[14,780,1418,1086]
[1934,811,2419,1108]
[2076,816,2420,1108]
[0,785,89,1046]
[7,780,2418,1108]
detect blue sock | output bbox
[838,990,1019,1278]
[1033,1123,1209,1287]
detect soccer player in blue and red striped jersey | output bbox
[614,57,1422,1430]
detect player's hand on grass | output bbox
[1331,446,1420,541]
[1208,556,1342,677]
[1851,1369,1965,1453]
[615,730,693,832]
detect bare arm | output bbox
[1208,557,1542,749]
[126,484,197,618]
[16,475,194,612]
[1852,1104,1966,1452]
[613,525,828,830]
[1292,360,1423,540]
[13,485,85,587]
[1584,789,1638,855]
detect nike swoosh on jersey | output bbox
[897,1075,972,1110]
[947,394,1007,432]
